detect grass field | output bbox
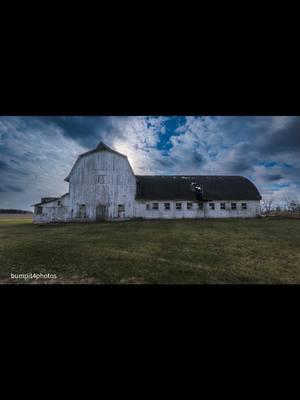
[0,217,300,284]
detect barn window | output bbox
[176,203,182,210]
[97,175,105,184]
[57,200,62,206]
[198,202,203,210]
[153,203,159,210]
[220,203,226,210]
[209,203,215,210]
[164,203,170,210]
[118,204,125,212]
[146,204,150,210]
[187,202,193,210]
[242,203,247,210]
[231,203,237,210]
[36,206,43,215]
[79,204,87,218]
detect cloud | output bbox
[5,185,24,192]
[0,117,86,209]
[0,115,300,209]
[261,174,282,182]
[0,160,9,170]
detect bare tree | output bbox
[262,198,274,214]
[282,196,300,213]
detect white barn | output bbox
[33,142,261,223]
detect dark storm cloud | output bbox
[0,160,29,176]
[0,116,118,149]
[5,185,24,192]
[0,160,9,170]
[259,117,300,155]
[262,174,282,181]
[225,160,254,173]
[191,151,204,165]
[30,116,128,147]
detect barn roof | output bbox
[32,193,69,207]
[32,198,59,207]
[77,141,127,160]
[135,175,261,201]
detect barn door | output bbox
[96,205,107,221]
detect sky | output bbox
[0,116,299,210]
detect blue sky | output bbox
[0,116,300,209]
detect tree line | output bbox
[0,209,33,214]
[261,198,300,214]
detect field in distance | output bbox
[0,213,32,220]
[0,217,300,284]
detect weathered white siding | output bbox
[33,147,261,223]
[33,150,136,223]
[33,194,71,223]
[68,151,136,220]
[135,200,261,219]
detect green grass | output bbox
[0,218,300,284]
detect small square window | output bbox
[153,203,159,210]
[220,203,226,210]
[187,202,193,210]
[36,206,43,215]
[176,203,182,210]
[58,200,62,206]
[231,203,237,210]
[198,202,203,210]
[146,204,150,210]
[209,203,215,210]
[118,204,125,212]
[164,203,170,210]
[242,203,247,210]
[97,175,105,184]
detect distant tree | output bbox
[0,209,32,214]
[262,198,274,214]
[282,196,300,213]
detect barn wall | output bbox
[33,195,71,223]
[33,148,261,223]
[67,151,136,221]
[134,200,261,219]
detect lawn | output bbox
[0,217,300,284]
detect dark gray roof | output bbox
[32,198,59,207]
[32,193,69,207]
[135,175,261,201]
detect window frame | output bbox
[164,203,170,210]
[36,206,43,215]
[241,203,247,210]
[198,202,203,210]
[97,175,105,184]
[231,203,237,210]
[152,203,159,210]
[176,203,182,210]
[209,203,215,210]
[118,204,125,213]
[220,203,226,210]
[187,202,193,210]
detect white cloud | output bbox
[0,118,85,209]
